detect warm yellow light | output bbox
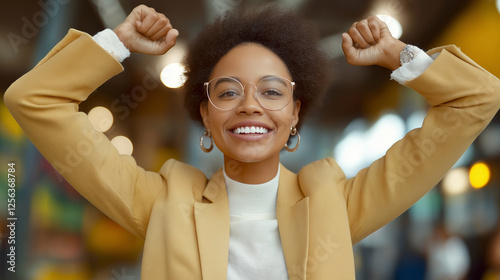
[469,162,491,189]
[111,136,133,155]
[88,106,113,132]
[0,103,23,137]
[160,63,186,88]
[442,168,470,196]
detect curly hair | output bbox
[182,6,331,129]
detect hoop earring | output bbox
[284,126,300,152]
[200,129,213,153]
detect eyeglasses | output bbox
[204,76,295,111]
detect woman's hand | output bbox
[114,5,178,55]
[341,16,406,70]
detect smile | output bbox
[232,126,269,134]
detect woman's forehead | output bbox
[209,43,292,81]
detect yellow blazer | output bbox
[5,29,500,279]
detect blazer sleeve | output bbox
[342,45,500,244]
[3,29,166,239]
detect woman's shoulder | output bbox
[299,158,346,177]
[297,158,347,194]
[157,159,208,196]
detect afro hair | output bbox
[182,6,331,129]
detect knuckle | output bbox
[159,17,168,25]
[368,20,378,28]
[358,19,368,29]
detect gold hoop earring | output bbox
[200,129,213,153]
[284,126,300,152]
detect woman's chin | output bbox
[224,147,278,164]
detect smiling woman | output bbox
[199,43,301,183]
[4,3,500,280]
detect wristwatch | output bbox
[400,44,416,64]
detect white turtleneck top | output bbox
[224,166,288,280]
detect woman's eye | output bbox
[218,90,241,98]
[261,89,283,97]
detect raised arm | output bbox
[339,16,500,243]
[3,5,178,239]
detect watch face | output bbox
[401,52,411,63]
[400,46,414,64]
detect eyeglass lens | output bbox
[207,76,293,110]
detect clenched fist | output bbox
[341,16,406,70]
[114,5,178,55]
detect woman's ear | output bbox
[292,100,301,127]
[200,102,210,129]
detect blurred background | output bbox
[1,0,500,279]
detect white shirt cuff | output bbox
[390,47,435,84]
[92,29,130,63]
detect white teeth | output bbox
[233,126,269,134]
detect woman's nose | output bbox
[237,83,263,114]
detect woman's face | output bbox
[200,43,300,164]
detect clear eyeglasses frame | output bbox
[204,76,295,111]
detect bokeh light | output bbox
[160,63,186,88]
[0,102,23,137]
[111,135,133,156]
[334,113,405,177]
[442,168,470,196]
[87,106,113,133]
[469,162,491,189]
[377,14,403,39]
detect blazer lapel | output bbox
[277,164,310,279]
[194,165,310,279]
[194,169,230,280]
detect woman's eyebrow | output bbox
[260,75,288,86]
[213,76,240,87]
[212,75,287,86]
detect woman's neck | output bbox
[223,154,280,184]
